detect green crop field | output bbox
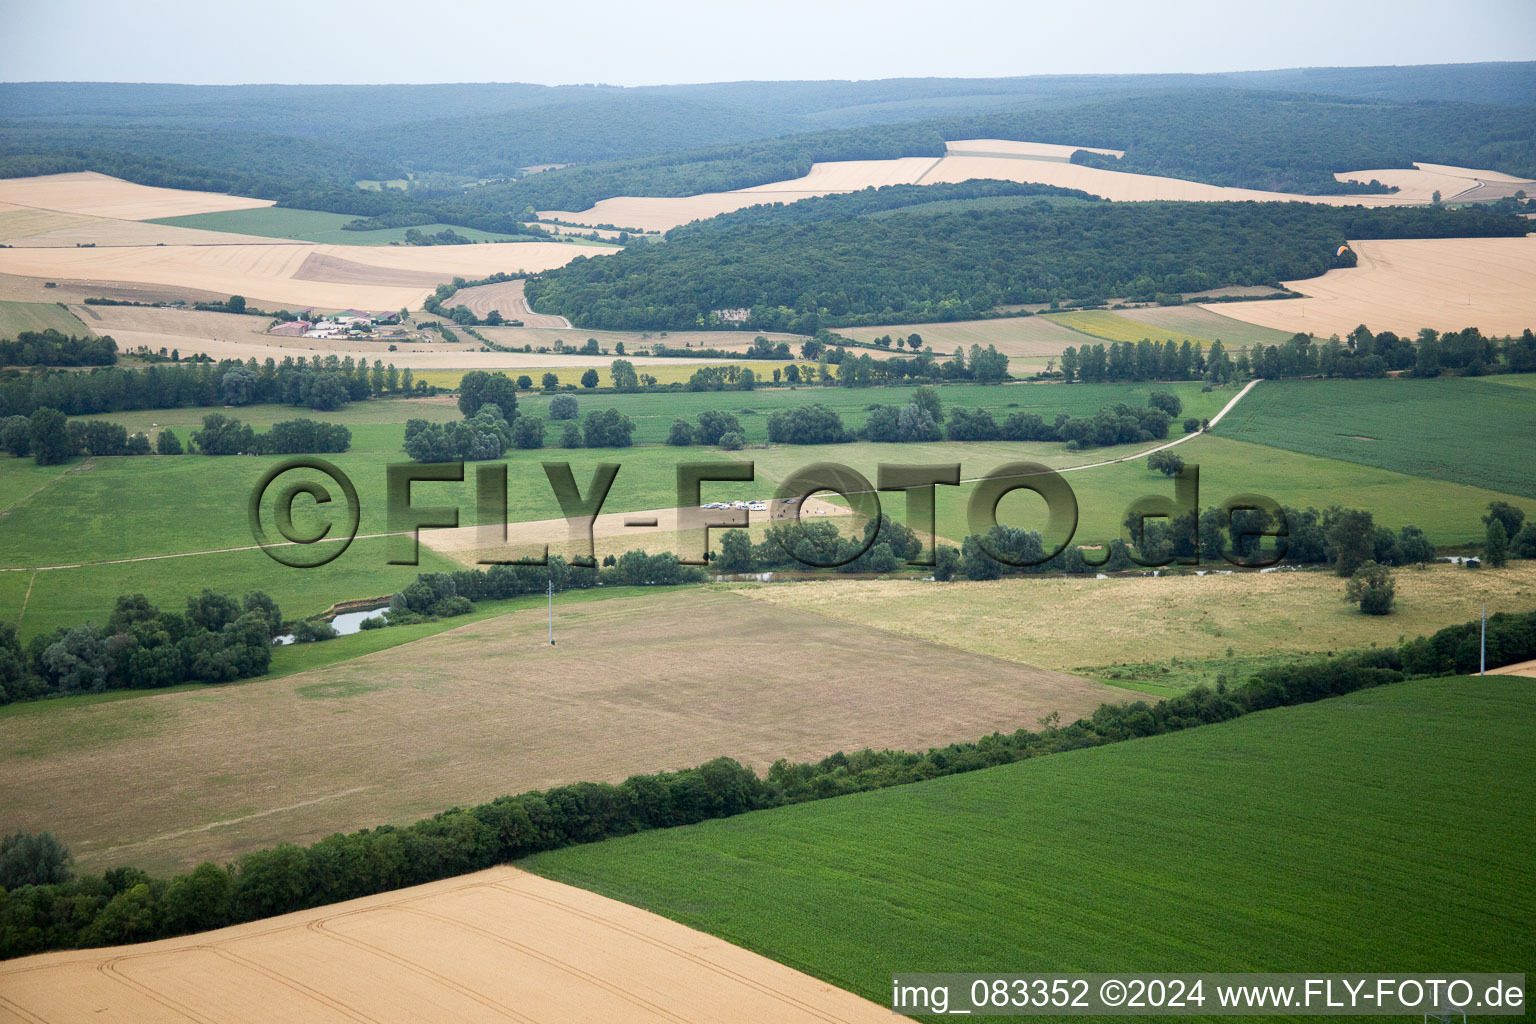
[1489,372,1536,391]
[1115,304,1299,349]
[0,300,88,341]
[0,536,464,640]
[736,429,1536,549]
[525,676,1534,1012]
[1045,309,1211,347]
[1214,376,1536,499]
[148,207,543,246]
[0,445,704,571]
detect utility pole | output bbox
[1480,602,1486,675]
[548,579,555,646]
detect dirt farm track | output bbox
[0,866,891,1023]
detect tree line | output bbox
[0,590,282,706]
[4,604,1531,956]
[0,410,351,464]
[523,199,1529,332]
[0,356,428,419]
[0,329,117,367]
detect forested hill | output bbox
[962,90,1536,193]
[522,198,1531,332]
[2,69,1532,230]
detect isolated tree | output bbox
[541,372,559,391]
[1147,450,1184,476]
[0,414,32,456]
[1326,508,1376,576]
[1483,501,1526,541]
[1345,561,1395,615]
[695,410,742,445]
[155,428,183,455]
[1148,391,1182,417]
[609,359,639,390]
[516,375,533,389]
[511,416,545,449]
[580,368,599,389]
[559,422,582,448]
[715,530,754,573]
[1485,518,1510,567]
[667,419,695,445]
[1397,525,1435,567]
[548,394,579,420]
[29,407,71,466]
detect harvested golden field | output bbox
[446,277,571,326]
[0,589,1126,873]
[0,202,98,242]
[1207,235,1536,337]
[736,562,1536,689]
[539,158,939,231]
[839,315,1086,360]
[924,151,1414,205]
[0,866,890,1024]
[944,138,1124,159]
[0,239,611,312]
[0,171,272,220]
[539,141,1430,232]
[736,156,940,192]
[1332,163,1501,203]
[78,305,730,369]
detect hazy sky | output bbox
[2,0,1533,86]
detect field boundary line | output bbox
[96,786,373,858]
[908,156,946,186]
[16,570,35,628]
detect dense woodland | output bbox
[524,201,1530,331]
[4,70,1532,238]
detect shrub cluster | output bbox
[0,590,281,705]
[191,414,351,456]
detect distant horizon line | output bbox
[3,59,1532,90]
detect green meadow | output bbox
[738,432,1536,548]
[513,379,1231,446]
[149,207,539,246]
[1214,376,1536,498]
[0,300,88,340]
[525,676,1534,1014]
